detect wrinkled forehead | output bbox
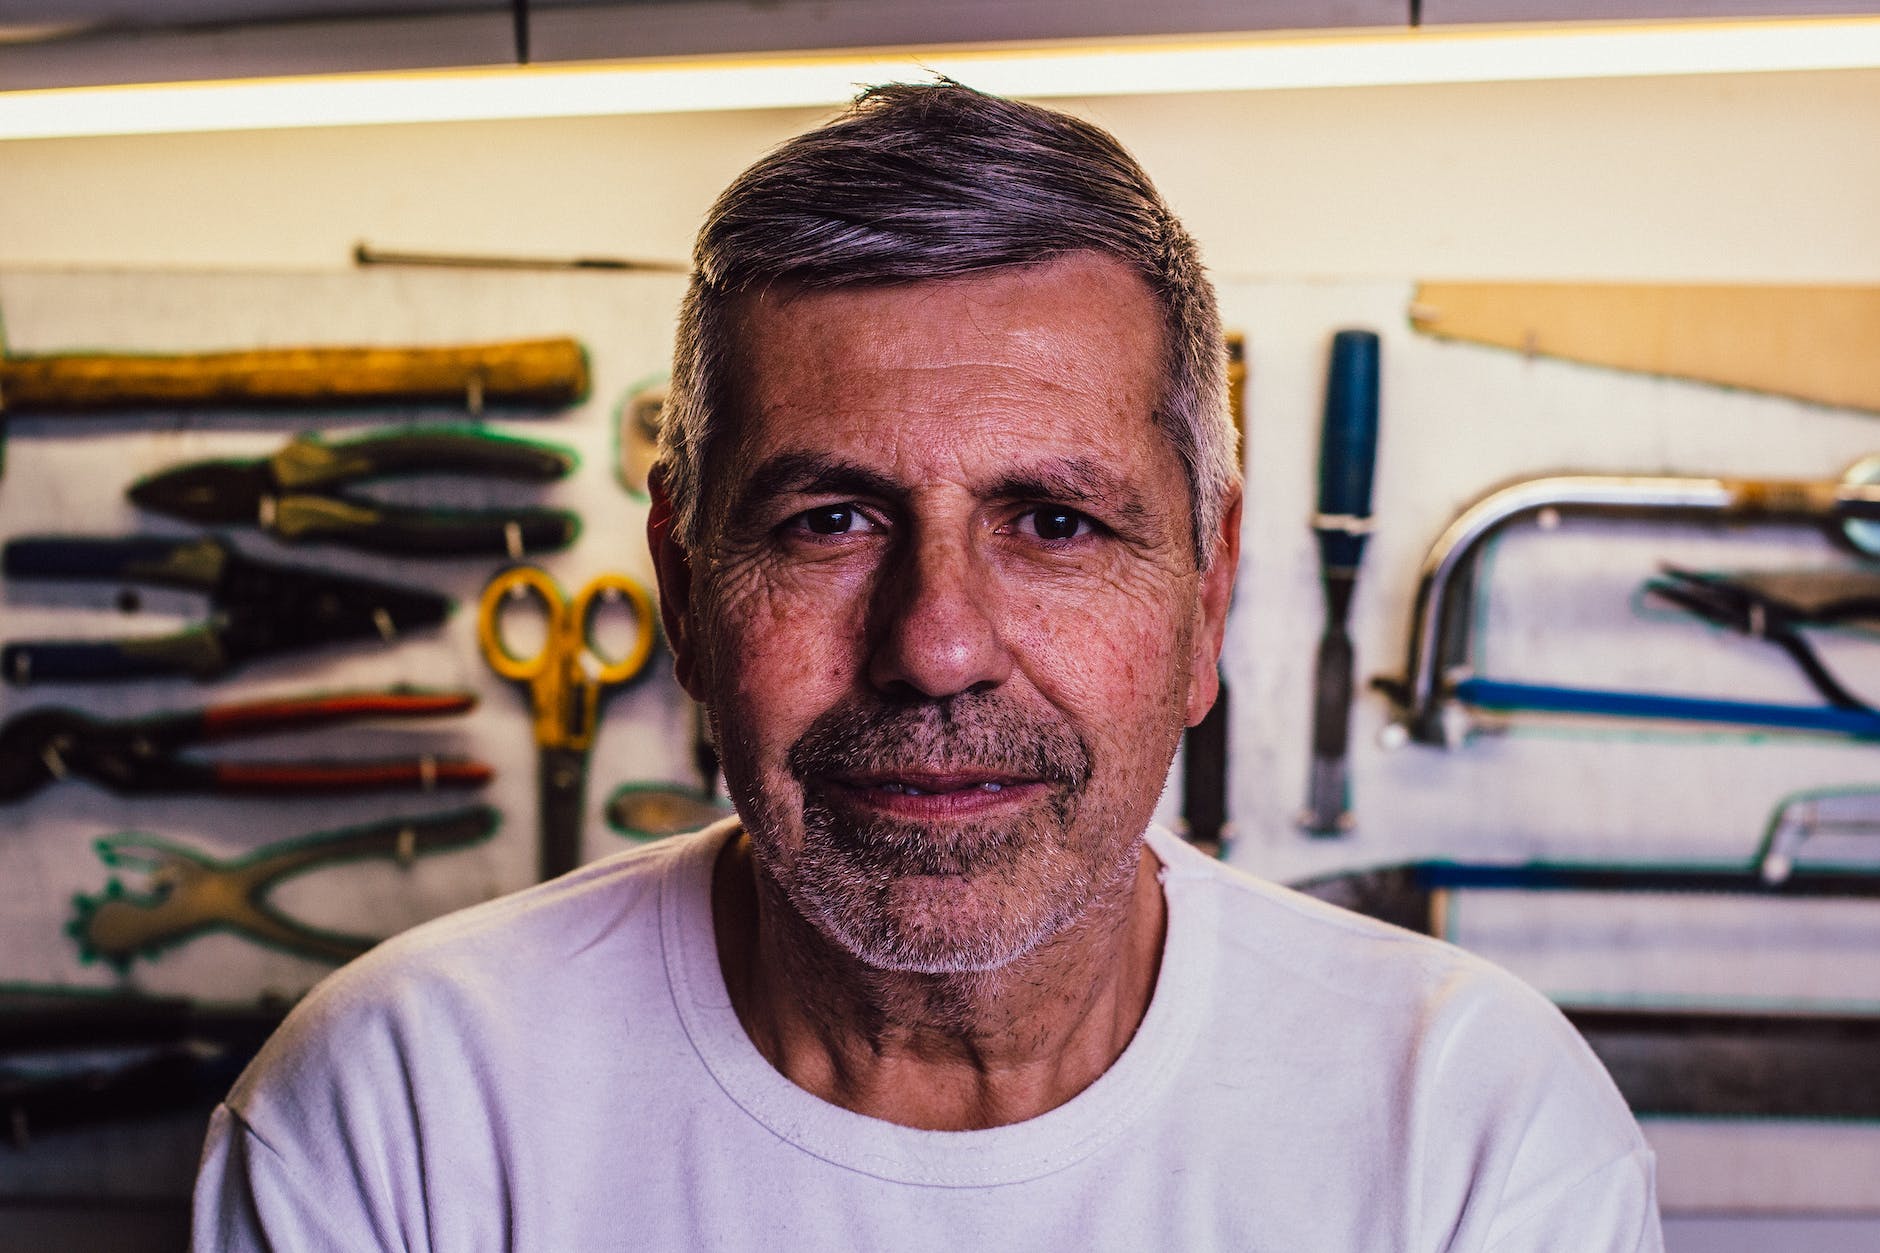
[714,256,1172,467]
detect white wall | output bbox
[3,69,1877,280]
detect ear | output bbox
[647,467,707,701]
[1185,487,1242,727]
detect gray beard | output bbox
[764,692,1129,975]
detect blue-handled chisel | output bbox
[1301,329,1381,836]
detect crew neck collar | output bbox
[660,821,1216,1187]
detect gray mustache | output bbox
[787,693,1091,788]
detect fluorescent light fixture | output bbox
[4,17,1880,140]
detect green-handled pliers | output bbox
[129,425,580,557]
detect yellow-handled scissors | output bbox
[477,565,656,880]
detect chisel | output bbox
[1300,330,1381,836]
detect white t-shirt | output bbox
[193,822,1661,1251]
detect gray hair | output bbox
[660,79,1238,566]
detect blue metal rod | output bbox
[1455,676,1880,739]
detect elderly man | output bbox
[194,82,1660,1250]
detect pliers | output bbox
[1647,566,1880,713]
[127,426,580,557]
[2,533,452,683]
[69,805,500,969]
[0,689,492,800]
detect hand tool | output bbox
[1757,785,1880,884]
[1376,460,1880,746]
[479,566,656,880]
[68,805,500,969]
[1181,680,1230,857]
[1566,1007,1880,1120]
[605,698,732,840]
[1647,566,1880,713]
[1301,329,1381,836]
[1,533,452,683]
[128,426,581,557]
[0,986,286,1143]
[0,984,286,1052]
[1452,676,1880,741]
[0,689,490,801]
[616,378,666,498]
[1176,331,1247,857]
[0,335,589,413]
[1294,857,1880,1119]
[1294,852,1880,938]
[1409,281,1880,414]
[4,1038,257,1145]
[354,242,689,274]
[606,784,734,841]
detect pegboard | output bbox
[0,266,690,1004]
[1,268,1876,1210]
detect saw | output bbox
[1409,281,1880,414]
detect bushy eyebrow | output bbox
[734,450,1154,527]
[989,457,1152,526]
[734,451,903,513]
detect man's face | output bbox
[663,253,1235,975]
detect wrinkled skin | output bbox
[651,252,1239,1127]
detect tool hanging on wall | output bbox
[68,806,500,969]
[1178,332,1245,856]
[1646,566,1880,713]
[1293,851,1880,939]
[478,565,656,880]
[1376,459,1880,746]
[0,986,289,1141]
[616,377,666,498]
[0,335,591,473]
[129,426,581,557]
[1566,1006,1880,1120]
[0,335,590,412]
[0,689,490,801]
[1408,281,1880,414]
[1758,785,1880,883]
[354,242,689,275]
[1452,677,1880,741]
[1301,329,1381,836]
[606,699,732,841]
[1,533,452,683]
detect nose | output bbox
[867,530,1013,701]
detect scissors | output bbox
[478,565,656,881]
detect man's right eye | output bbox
[792,504,868,536]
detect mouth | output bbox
[821,770,1048,817]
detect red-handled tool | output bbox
[0,689,490,800]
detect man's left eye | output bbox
[1015,508,1092,542]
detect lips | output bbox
[849,772,1021,795]
[824,770,1046,816]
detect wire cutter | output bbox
[2,533,452,683]
[1647,566,1880,713]
[0,689,491,801]
[127,426,581,557]
[478,565,656,880]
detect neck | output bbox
[711,830,1167,1131]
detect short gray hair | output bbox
[660,80,1238,566]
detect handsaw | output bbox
[1408,281,1880,414]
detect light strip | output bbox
[4,17,1880,140]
